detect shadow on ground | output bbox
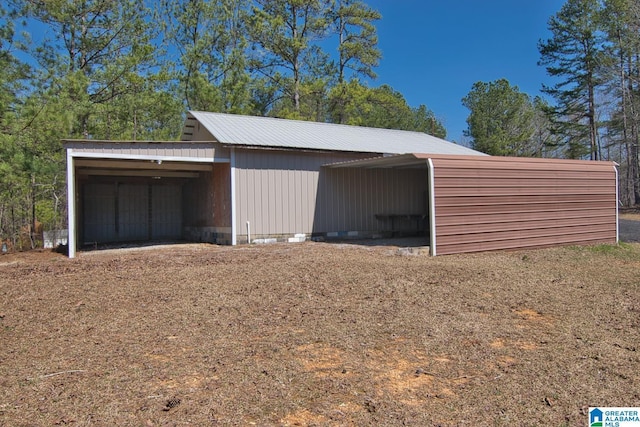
[619,219,640,242]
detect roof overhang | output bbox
[325,153,429,169]
[325,153,621,170]
[64,139,221,179]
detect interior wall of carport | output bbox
[313,167,429,238]
[182,162,232,244]
[79,177,184,244]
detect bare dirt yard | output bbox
[1,238,639,426]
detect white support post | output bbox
[615,164,619,244]
[66,149,76,258]
[427,158,436,256]
[230,147,237,245]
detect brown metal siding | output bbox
[430,157,618,255]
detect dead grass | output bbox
[1,242,639,425]
[620,212,640,221]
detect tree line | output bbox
[0,0,445,249]
[0,0,637,250]
[463,0,640,206]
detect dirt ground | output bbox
[1,236,640,426]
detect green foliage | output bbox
[462,79,545,156]
[332,0,381,82]
[159,0,253,113]
[538,0,606,160]
[577,242,640,261]
[0,0,451,247]
[248,0,332,112]
[328,80,446,137]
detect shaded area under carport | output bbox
[619,219,640,242]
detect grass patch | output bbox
[579,242,639,259]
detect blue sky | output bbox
[365,1,566,143]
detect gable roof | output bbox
[183,111,486,156]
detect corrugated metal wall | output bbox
[430,156,618,255]
[82,182,183,244]
[151,185,182,239]
[314,167,427,234]
[83,183,116,243]
[66,140,221,159]
[234,148,427,238]
[234,149,361,237]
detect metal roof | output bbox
[325,152,618,169]
[184,111,486,156]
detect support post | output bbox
[615,164,619,244]
[427,158,436,256]
[66,149,76,258]
[230,147,237,245]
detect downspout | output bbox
[66,149,76,258]
[427,158,436,256]
[230,147,237,245]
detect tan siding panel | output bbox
[234,149,368,237]
[432,157,617,255]
[67,141,224,159]
[233,149,427,238]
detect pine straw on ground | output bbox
[1,241,639,426]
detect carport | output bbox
[64,140,231,258]
[326,153,619,255]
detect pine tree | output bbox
[462,79,541,156]
[601,0,640,204]
[248,0,332,113]
[159,0,252,113]
[538,0,606,160]
[332,0,381,83]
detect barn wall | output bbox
[430,157,618,255]
[81,180,183,244]
[314,167,428,237]
[233,149,375,241]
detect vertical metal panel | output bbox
[118,184,149,241]
[151,185,182,239]
[64,140,226,161]
[430,157,618,255]
[234,149,374,237]
[231,147,237,245]
[314,167,428,234]
[83,183,116,243]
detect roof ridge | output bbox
[185,111,486,156]
[188,111,432,137]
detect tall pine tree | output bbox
[538,0,606,160]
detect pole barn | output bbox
[64,112,618,258]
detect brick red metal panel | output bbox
[430,157,618,255]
